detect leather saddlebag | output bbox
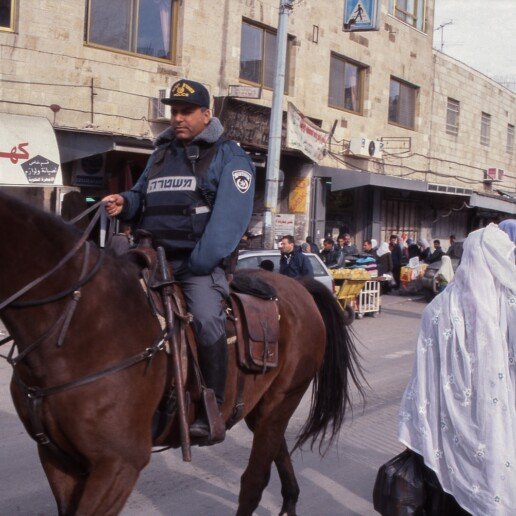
[229,292,279,373]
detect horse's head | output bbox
[0,191,83,299]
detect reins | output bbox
[0,202,103,312]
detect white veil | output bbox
[399,224,516,515]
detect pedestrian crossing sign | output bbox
[343,0,379,32]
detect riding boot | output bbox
[190,335,228,439]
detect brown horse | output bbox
[0,191,363,515]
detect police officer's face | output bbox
[171,103,211,142]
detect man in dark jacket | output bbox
[427,239,445,264]
[320,238,339,267]
[103,79,255,440]
[279,235,314,279]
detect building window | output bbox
[328,54,366,114]
[86,0,175,60]
[480,112,491,146]
[388,77,418,129]
[0,0,14,30]
[388,0,426,31]
[507,124,515,154]
[239,20,291,92]
[446,98,460,136]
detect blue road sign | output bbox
[343,0,379,31]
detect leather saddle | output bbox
[125,232,280,446]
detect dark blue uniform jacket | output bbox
[119,118,255,275]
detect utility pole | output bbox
[435,20,453,52]
[262,0,294,249]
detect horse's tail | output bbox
[292,277,365,455]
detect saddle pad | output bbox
[230,292,279,373]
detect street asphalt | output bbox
[0,292,427,515]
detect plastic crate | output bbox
[356,280,381,318]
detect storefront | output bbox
[215,97,319,245]
[313,166,478,247]
[54,128,154,219]
[0,113,63,210]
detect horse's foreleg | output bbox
[38,445,85,516]
[74,457,143,516]
[274,438,300,516]
[238,389,307,516]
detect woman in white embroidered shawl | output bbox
[399,224,516,515]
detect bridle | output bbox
[0,203,166,469]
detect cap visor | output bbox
[161,98,206,107]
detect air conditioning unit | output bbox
[348,137,384,158]
[483,167,504,182]
[150,87,172,120]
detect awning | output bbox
[469,192,516,215]
[0,113,62,186]
[55,129,153,163]
[315,166,428,193]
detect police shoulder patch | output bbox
[232,170,252,194]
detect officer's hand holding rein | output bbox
[102,194,125,217]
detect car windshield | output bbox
[236,253,328,277]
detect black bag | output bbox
[374,449,471,516]
[373,449,426,516]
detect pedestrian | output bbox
[279,235,314,279]
[306,235,319,254]
[417,238,431,263]
[427,239,444,264]
[434,254,454,292]
[389,234,403,289]
[259,259,274,272]
[102,78,255,440]
[399,223,516,515]
[319,237,339,267]
[499,218,516,245]
[361,239,375,256]
[375,242,393,276]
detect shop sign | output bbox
[274,213,295,240]
[289,177,309,213]
[72,154,105,188]
[216,98,286,150]
[0,114,62,186]
[228,85,262,99]
[286,102,329,163]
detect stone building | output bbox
[0,0,514,245]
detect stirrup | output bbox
[189,417,210,438]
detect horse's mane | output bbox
[0,191,83,244]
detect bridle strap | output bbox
[13,334,167,400]
[0,205,102,311]
[11,242,105,308]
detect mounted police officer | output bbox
[103,79,255,439]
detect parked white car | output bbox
[236,249,335,293]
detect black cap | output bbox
[161,79,210,108]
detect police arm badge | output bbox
[232,170,252,194]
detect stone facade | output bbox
[431,51,515,190]
[1,0,514,239]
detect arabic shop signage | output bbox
[286,102,329,163]
[215,98,287,150]
[0,114,62,186]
